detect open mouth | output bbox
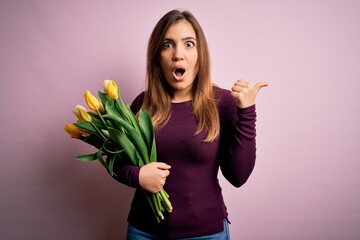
[173,67,186,79]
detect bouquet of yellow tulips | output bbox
[64,80,172,223]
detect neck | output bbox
[171,91,192,103]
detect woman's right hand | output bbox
[139,162,171,193]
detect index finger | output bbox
[156,162,172,170]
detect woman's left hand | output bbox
[231,80,268,108]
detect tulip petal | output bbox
[107,81,119,99]
[84,90,101,111]
[64,123,82,138]
[79,109,92,122]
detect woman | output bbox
[115,9,267,239]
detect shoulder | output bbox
[130,91,145,113]
[213,85,236,109]
[213,85,237,121]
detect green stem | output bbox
[159,189,172,213]
[90,122,107,141]
[115,94,125,105]
[143,190,161,223]
[152,193,164,220]
[96,109,109,129]
[157,193,164,212]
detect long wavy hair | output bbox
[142,10,220,142]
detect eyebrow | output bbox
[164,37,197,42]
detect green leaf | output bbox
[105,99,124,120]
[96,151,110,172]
[105,119,114,128]
[149,138,157,163]
[103,114,122,131]
[98,91,109,108]
[81,134,104,149]
[74,121,107,140]
[108,127,138,166]
[106,154,116,176]
[105,99,141,136]
[136,151,145,167]
[87,112,104,126]
[75,153,98,161]
[102,140,124,154]
[74,121,98,135]
[105,115,149,164]
[116,101,141,132]
[138,109,154,149]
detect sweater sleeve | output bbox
[218,90,257,188]
[112,162,141,188]
[111,92,145,188]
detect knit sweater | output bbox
[114,86,257,239]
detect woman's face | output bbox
[160,19,198,102]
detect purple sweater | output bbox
[114,86,257,239]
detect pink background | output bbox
[1,0,359,239]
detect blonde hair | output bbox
[142,10,220,142]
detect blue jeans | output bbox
[126,219,230,240]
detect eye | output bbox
[163,42,173,49]
[186,41,195,48]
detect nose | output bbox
[172,46,184,61]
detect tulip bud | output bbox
[103,80,119,100]
[64,123,82,138]
[101,129,109,138]
[79,108,92,122]
[72,105,88,122]
[79,129,91,137]
[84,90,101,111]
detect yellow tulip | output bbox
[103,80,119,100]
[84,90,101,111]
[103,80,111,91]
[64,123,82,138]
[72,105,88,122]
[79,129,91,137]
[79,108,92,122]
